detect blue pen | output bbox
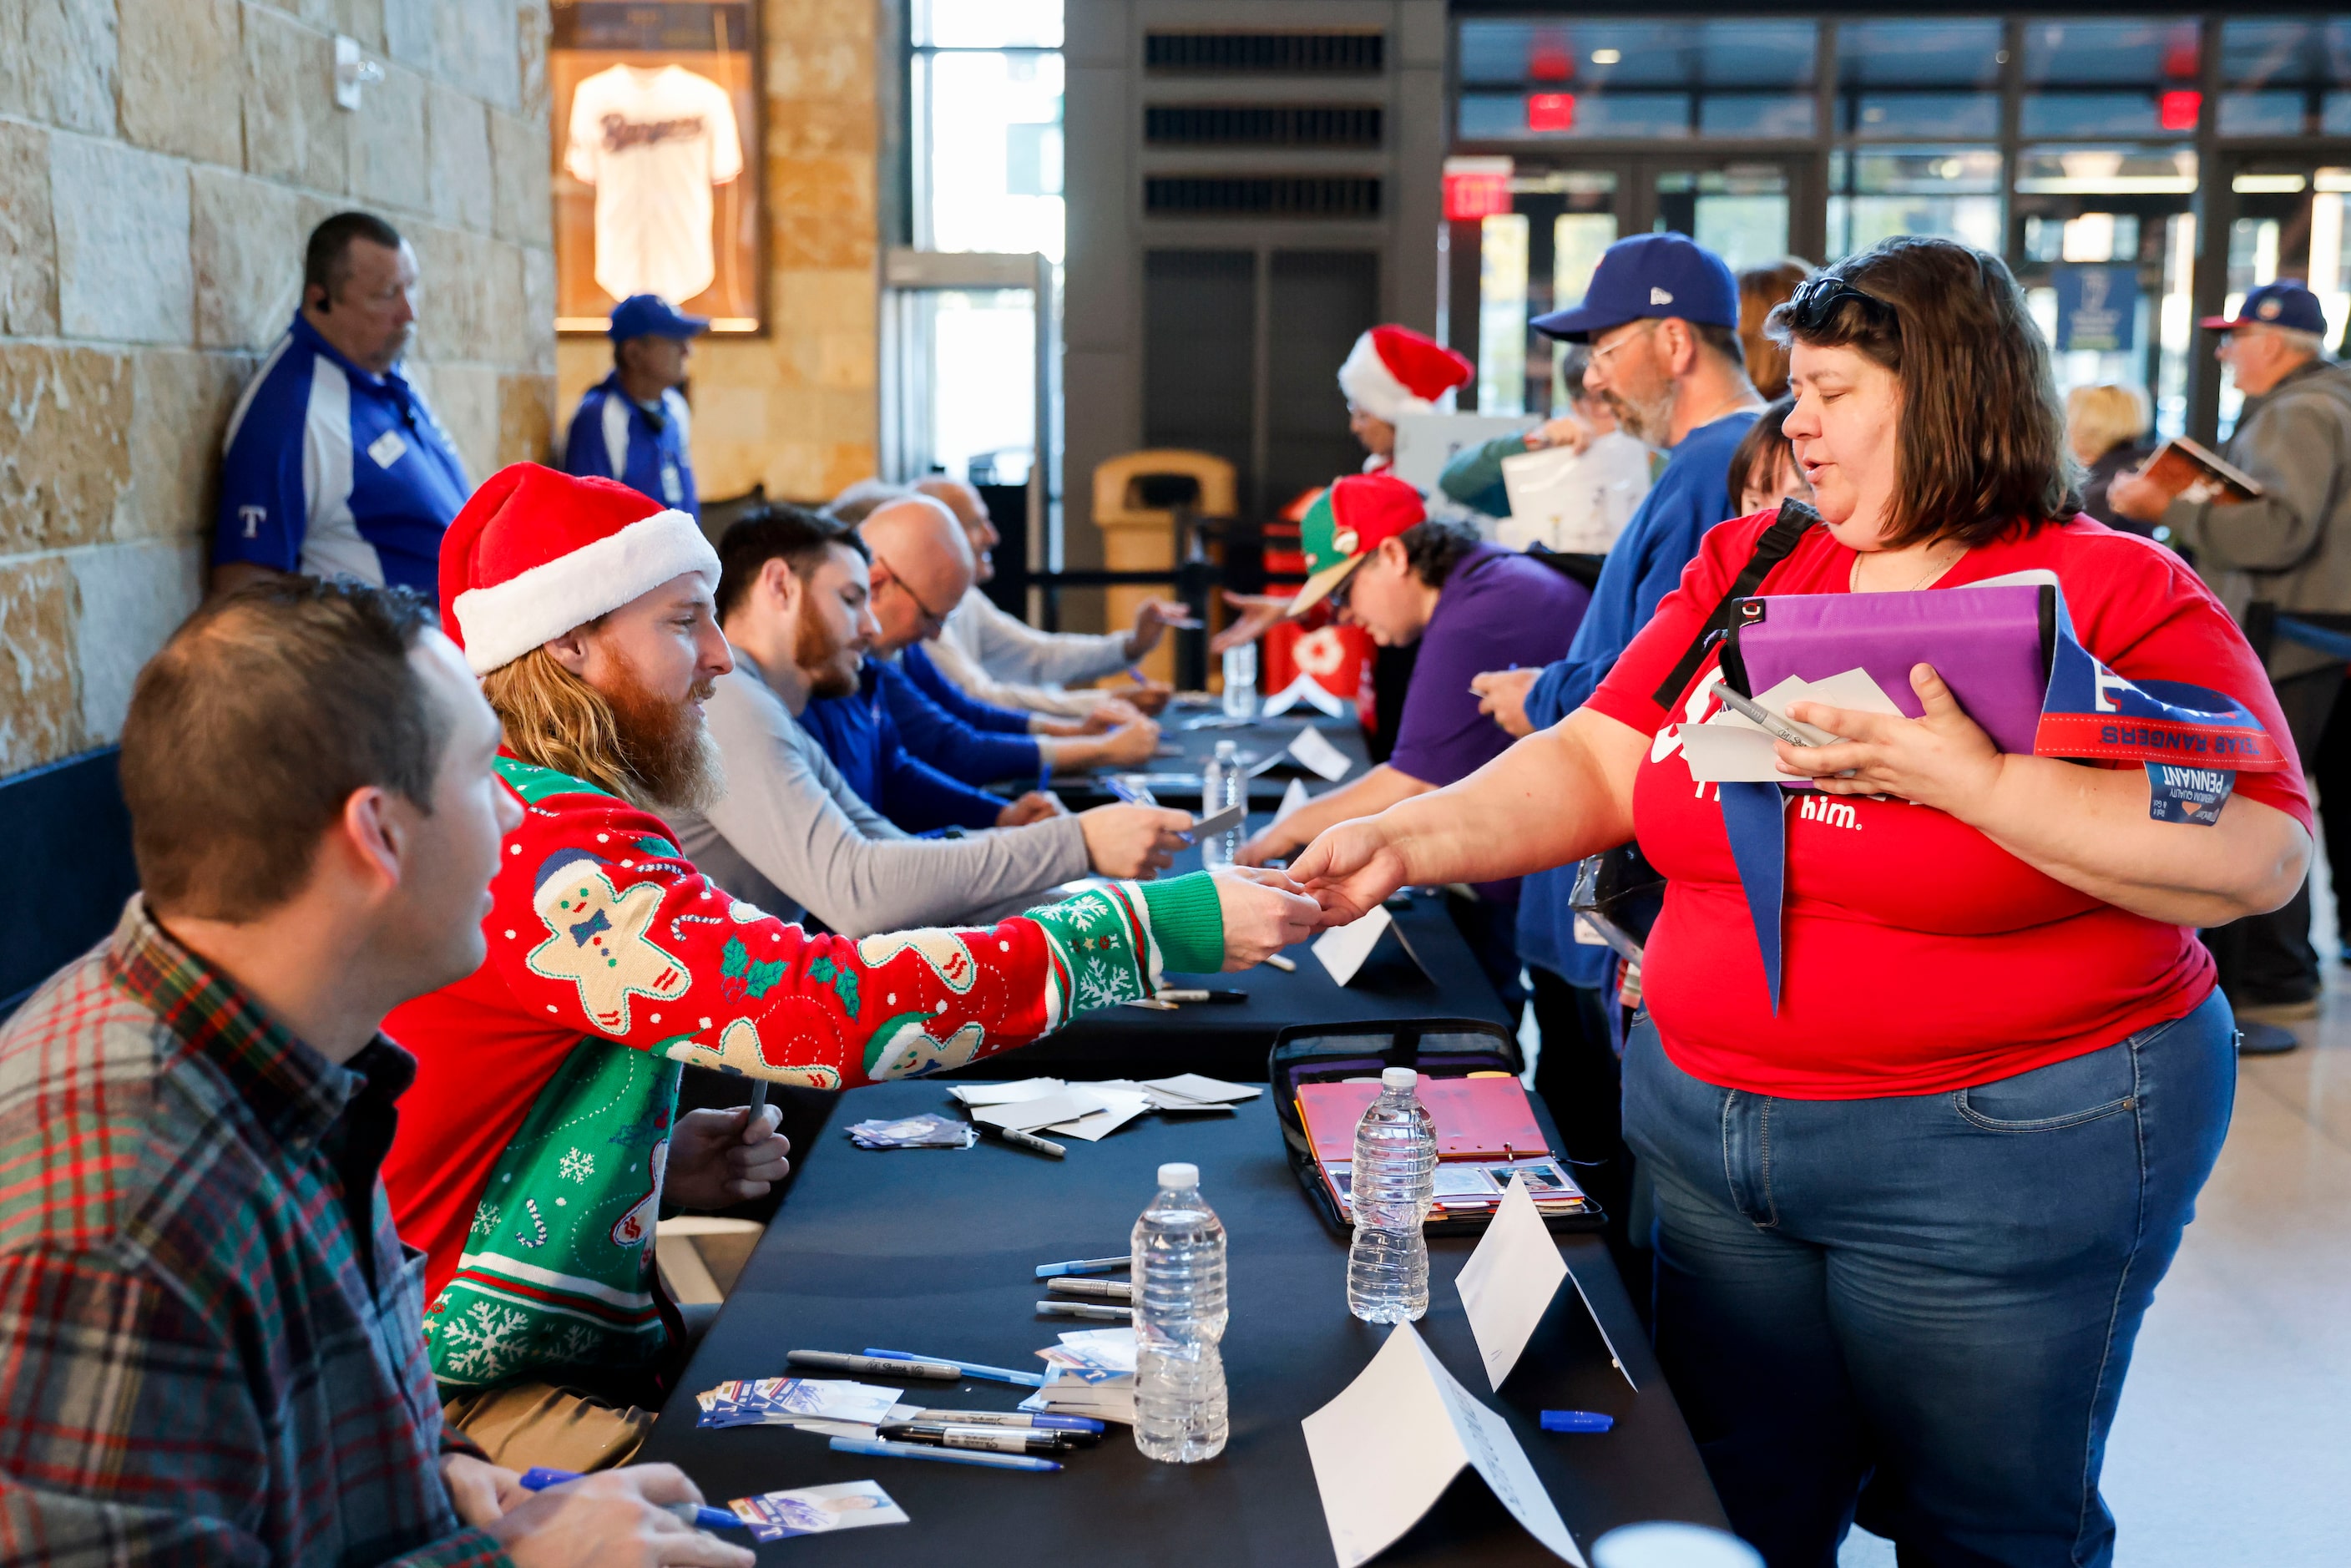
[831,1434,1060,1472]
[864,1348,1045,1388]
[1103,776,1159,808]
[518,1467,743,1530]
[1034,1254,1130,1279]
[1540,1409,1615,1433]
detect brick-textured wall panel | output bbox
[0,121,58,337]
[242,3,350,193]
[50,136,195,346]
[0,556,83,775]
[496,372,554,470]
[0,0,120,136]
[192,168,306,352]
[428,78,495,232]
[0,342,135,555]
[128,350,250,543]
[118,0,245,167]
[72,539,204,744]
[351,58,433,214]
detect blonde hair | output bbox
[481,643,639,801]
[2065,383,2150,464]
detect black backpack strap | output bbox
[1648,498,1821,711]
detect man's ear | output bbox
[334,785,404,893]
[761,556,801,616]
[1657,316,1700,376]
[1376,536,1412,570]
[543,625,594,675]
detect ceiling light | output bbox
[1590,48,1620,65]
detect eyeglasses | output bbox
[1587,319,1661,373]
[1781,276,1898,335]
[871,553,949,635]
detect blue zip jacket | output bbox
[885,645,1049,788]
[562,372,700,518]
[1518,412,1757,987]
[801,665,1009,834]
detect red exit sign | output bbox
[1443,156,1514,220]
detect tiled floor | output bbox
[1840,867,2351,1565]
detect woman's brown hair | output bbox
[1765,236,2080,549]
[1737,258,1811,399]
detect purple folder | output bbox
[1725,584,2055,756]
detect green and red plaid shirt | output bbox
[0,898,508,1566]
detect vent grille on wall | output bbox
[1143,32,1385,75]
[1145,104,1383,147]
[1144,175,1383,218]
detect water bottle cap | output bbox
[1214,740,1239,759]
[1158,1162,1199,1188]
[1381,1067,1418,1090]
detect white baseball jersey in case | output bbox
[565,64,744,306]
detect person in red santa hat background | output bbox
[379,463,1317,1470]
[1217,326,1474,756]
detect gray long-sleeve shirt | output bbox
[2168,358,2351,680]
[669,648,1090,937]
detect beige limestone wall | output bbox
[0,0,558,779]
[554,0,878,508]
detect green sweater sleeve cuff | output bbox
[1138,872,1224,976]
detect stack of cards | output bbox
[947,1075,1260,1142]
[846,1112,975,1151]
[1322,1155,1593,1222]
[695,1378,904,1429]
[1019,1328,1138,1424]
[1140,1074,1262,1113]
[729,1480,908,1542]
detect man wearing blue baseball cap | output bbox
[1464,231,1772,1233]
[2111,278,2351,1046]
[563,293,708,518]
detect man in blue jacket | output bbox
[563,294,705,518]
[1469,234,1765,1230]
[212,212,471,598]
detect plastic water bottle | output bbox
[1200,741,1244,869]
[1132,1162,1230,1463]
[1347,1068,1437,1323]
[1221,641,1258,720]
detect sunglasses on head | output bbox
[1782,276,1898,335]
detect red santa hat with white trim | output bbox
[437,462,720,675]
[1337,324,1474,423]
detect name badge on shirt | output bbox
[2146,763,2232,826]
[661,463,682,504]
[367,429,410,469]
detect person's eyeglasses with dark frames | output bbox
[1781,276,1898,336]
[871,553,950,635]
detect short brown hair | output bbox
[122,579,445,920]
[1767,237,2079,549]
[1725,396,1798,510]
[1739,258,1812,398]
[715,503,867,620]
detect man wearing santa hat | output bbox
[1336,322,1476,471]
[380,463,1317,1468]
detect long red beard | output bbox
[602,651,724,812]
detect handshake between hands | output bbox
[1208,818,1405,969]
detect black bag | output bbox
[1268,1018,1604,1238]
[1566,498,1821,957]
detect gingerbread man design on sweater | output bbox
[526,848,690,1032]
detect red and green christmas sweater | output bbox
[380,756,1222,1393]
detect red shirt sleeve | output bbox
[1586,510,1780,737]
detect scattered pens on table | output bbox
[864,1349,1046,1388]
[1262,953,1297,973]
[877,1422,1079,1455]
[1540,1409,1616,1433]
[1159,988,1247,1004]
[786,1348,961,1380]
[830,1434,1061,1472]
[1034,1254,1130,1279]
[981,1122,1066,1159]
[1037,1299,1132,1321]
[1045,1277,1131,1301]
[518,1469,741,1531]
[907,1409,1102,1432]
[1103,775,1159,807]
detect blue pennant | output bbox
[1716,781,1788,1014]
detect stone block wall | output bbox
[555,0,879,508]
[0,0,558,779]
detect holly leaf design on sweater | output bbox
[721,935,787,999]
[806,956,862,1018]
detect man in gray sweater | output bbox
[668,507,1193,936]
[2111,280,2351,1045]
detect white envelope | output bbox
[1311,905,1394,986]
[1456,1175,1569,1390]
[1302,1321,1584,1568]
[1287,725,1353,781]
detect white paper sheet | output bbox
[948,1078,1067,1106]
[1288,725,1354,781]
[1041,1083,1154,1141]
[1142,1073,1262,1105]
[1302,1322,1585,1568]
[1456,1175,1569,1391]
[1273,776,1312,825]
[1311,905,1394,986]
[972,1088,1106,1132]
[1561,1255,1638,1392]
[1677,669,1904,783]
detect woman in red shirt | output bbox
[1293,238,2311,1567]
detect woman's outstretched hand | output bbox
[1778,663,2003,816]
[1287,818,1413,929]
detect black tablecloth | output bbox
[1056,708,1370,807]
[642,1081,1724,1565]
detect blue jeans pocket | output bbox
[1952,1034,2142,1134]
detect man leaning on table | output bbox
[0,577,749,1567]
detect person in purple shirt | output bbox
[1238,472,1588,1001]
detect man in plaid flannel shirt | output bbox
[0,581,752,1568]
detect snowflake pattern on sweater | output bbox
[382,756,1224,1393]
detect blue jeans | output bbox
[1621,989,2237,1568]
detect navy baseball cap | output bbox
[2200,280,2328,336]
[1532,233,1740,343]
[609,294,710,341]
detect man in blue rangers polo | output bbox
[212,211,472,598]
[562,293,705,519]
